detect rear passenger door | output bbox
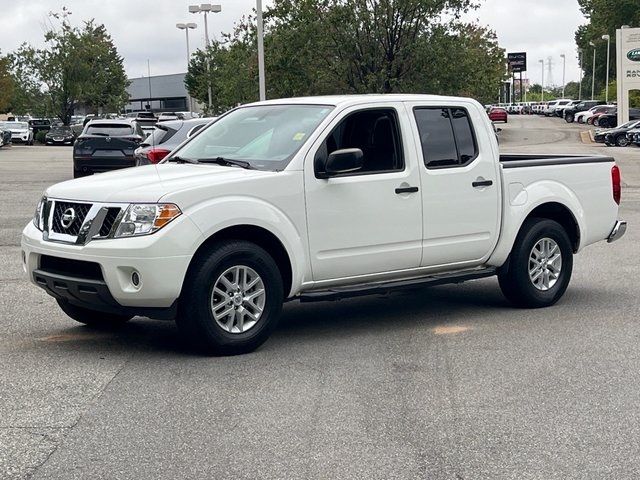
[407,103,501,268]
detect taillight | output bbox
[146,148,170,164]
[611,165,621,205]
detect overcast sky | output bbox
[0,0,586,87]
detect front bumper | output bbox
[607,220,627,243]
[21,216,203,309]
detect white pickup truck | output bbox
[22,95,626,355]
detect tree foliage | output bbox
[186,0,507,113]
[7,11,128,123]
[575,0,640,99]
[0,53,14,113]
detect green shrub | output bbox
[35,131,47,144]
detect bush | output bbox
[35,131,47,144]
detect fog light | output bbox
[131,271,141,287]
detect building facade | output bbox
[124,73,200,113]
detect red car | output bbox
[489,107,508,123]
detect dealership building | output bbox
[124,73,201,114]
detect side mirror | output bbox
[317,148,364,178]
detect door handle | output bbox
[472,179,493,188]
[395,186,419,194]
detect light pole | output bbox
[602,34,611,103]
[589,41,596,100]
[256,0,266,101]
[189,4,222,111]
[560,54,566,98]
[539,59,545,102]
[177,23,197,112]
[578,49,583,100]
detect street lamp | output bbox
[177,23,197,112]
[539,59,545,102]
[256,0,266,101]
[189,4,222,110]
[560,54,566,98]
[589,41,596,100]
[578,49,583,101]
[602,34,611,103]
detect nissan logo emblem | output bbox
[60,208,76,229]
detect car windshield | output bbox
[2,122,28,129]
[86,124,134,136]
[49,127,72,135]
[172,104,334,170]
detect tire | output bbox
[177,240,284,355]
[498,218,573,308]
[56,299,132,327]
[565,113,574,123]
[616,135,630,147]
[73,168,90,178]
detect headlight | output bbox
[33,197,45,230]
[114,203,181,238]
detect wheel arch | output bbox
[184,224,294,299]
[524,202,580,252]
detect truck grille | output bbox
[99,208,121,237]
[51,201,92,235]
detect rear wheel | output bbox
[177,240,284,355]
[56,299,133,327]
[616,135,629,147]
[565,113,574,123]
[498,218,573,308]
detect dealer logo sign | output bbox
[628,49,640,62]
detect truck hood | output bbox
[45,164,277,203]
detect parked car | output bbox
[45,126,76,146]
[627,128,640,146]
[488,107,508,123]
[597,108,640,129]
[22,94,626,355]
[72,119,145,178]
[599,119,640,146]
[158,111,201,122]
[564,100,604,123]
[577,105,615,124]
[0,128,11,147]
[0,121,34,144]
[28,119,51,137]
[549,99,575,117]
[134,118,214,166]
[554,100,579,118]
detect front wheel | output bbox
[498,218,573,308]
[177,240,284,355]
[56,299,133,327]
[565,113,574,123]
[616,135,630,147]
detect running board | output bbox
[297,267,497,303]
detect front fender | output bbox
[185,196,309,296]
[488,180,585,267]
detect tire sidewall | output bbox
[509,219,573,307]
[180,241,284,354]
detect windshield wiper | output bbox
[167,155,199,164]
[197,157,254,169]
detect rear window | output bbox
[86,124,134,136]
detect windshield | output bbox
[49,127,72,135]
[172,104,333,170]
[2,122,28,129]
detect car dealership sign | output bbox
[616,27,640,124]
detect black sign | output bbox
[507,52,527,73]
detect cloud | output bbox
[0,0,586,89]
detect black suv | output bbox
[564,100,604,123]
[73,120,145,178]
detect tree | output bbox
[0,53,14,113]
[186,0,507,112]
[14,11,128,124]
[575,0,640,100]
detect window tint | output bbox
[414,107,478,169]
[86,124,134,136]
[317,108,403,175]
[413,108,458,168]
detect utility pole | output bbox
[560,54,566,98]
[539,59,545,102]
[602,34,611,103]
[256,0,266,101]
[578,49,583,100]
[589,41,596,100]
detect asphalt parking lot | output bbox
[1,116,639,479]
